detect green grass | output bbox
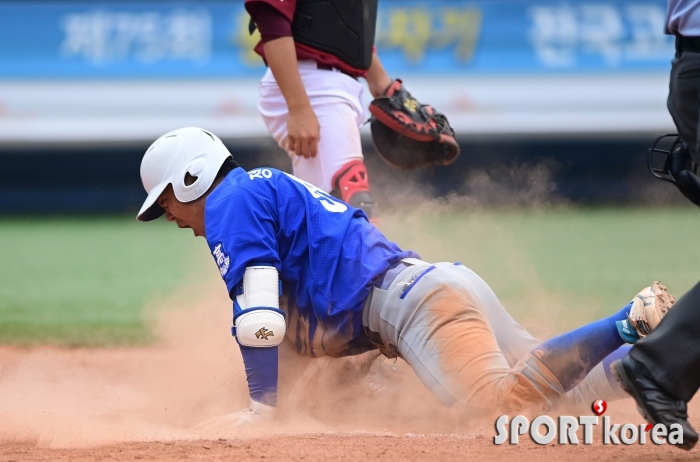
[380,206,700,338]
[0,217,206,346]
[1,207,699,346]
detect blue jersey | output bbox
[204,167,418,358]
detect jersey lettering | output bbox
[212,241,231,277]
[248,168,272,180]
[284,173,348,213]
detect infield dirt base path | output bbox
[3,432,700,462]
[2,295,700,461]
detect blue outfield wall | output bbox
[0,0,675,79]
[0,0,680,211]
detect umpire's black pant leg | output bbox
[667,48,700,159]
[630,280,700,402]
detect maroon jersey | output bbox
[245,0,369,78]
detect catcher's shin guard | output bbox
[331,160,379,220]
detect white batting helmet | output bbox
[137,127,232,222]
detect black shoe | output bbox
[611,356,698,450]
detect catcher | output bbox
[138,127,670,427]
[246,0,459,220]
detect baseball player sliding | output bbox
[138,127,672,425]
[245,0,459,220]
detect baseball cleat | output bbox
[195,399,274,430]
[628,281,675,337]
[611,356,698,450]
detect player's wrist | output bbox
[369,75,393,98]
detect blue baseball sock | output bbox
[531,302,632,392]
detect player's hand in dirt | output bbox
[284,103,320,159]
[195,400,275,429]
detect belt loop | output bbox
[676,34,682,58]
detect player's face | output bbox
[157,186,205,237]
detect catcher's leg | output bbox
[258,76,361,192]
[258,64,378,218]
[290,100,364,193]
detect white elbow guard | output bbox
[235,309,285,347]
[234,266,285,347]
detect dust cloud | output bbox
[372,160,566,212]
[0,279,466,448]
[0,164,649,449]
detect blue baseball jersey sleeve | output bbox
[204,167,418,358]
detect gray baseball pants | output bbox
[362,259,621,414]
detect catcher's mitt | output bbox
[369,79,459,170]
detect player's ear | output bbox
[184,172,198,186]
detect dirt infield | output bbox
[2,294,700,461]
[4,431,700,461]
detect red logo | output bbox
[592,399,607,416]
[645,423,653,432]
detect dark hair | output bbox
[216,157,240,181]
